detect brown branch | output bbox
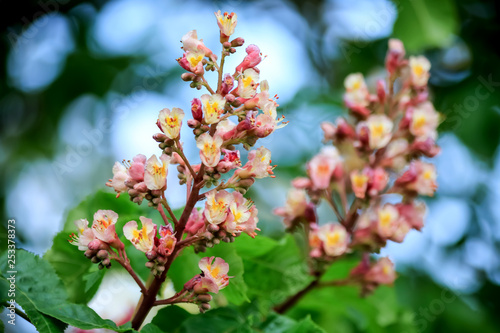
[324,190,344,223]
[318,279,351,288]
[200,75,216,95]
[174,140,196,178]
[217,52,227,93]
[274,278,320,314]
[131,152,208,330]
[177,236,200,249]
[2,302,32,325]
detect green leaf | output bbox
[178,307,252,333]
[0,317,5,333]
[391,0,458,51]
[0,250,68,333]
[287,284,416,333]
[233,234,279,257]
[152,305,193,333]
[203,242,249,305]
[83,268,105,294]
[0,250,136,333]
[141,323,165,333]
[287,316,326,333]
[239,234,310,305]
[41,303,133,332]
[43,231,95,303]
[168,248,201,292]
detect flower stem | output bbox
[200,75,216,95]
[273,277,321,314]
[130,162,206,330]
[174,140,196,178]
[217,52,227,93]
[114,258,148,295]
[1,302,32,325]
[160,197,179,226]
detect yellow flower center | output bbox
[379,211,393,227]
[413,64,424,77]
[187,54,203,67]
[423,170,434,180]
[352,80,361,90]
[153,164,166,177]
[243,75,253,88]
[166,116,178,128]
[210,266,220,278]
[370,123,385,138]
[326,232,340,246]
[203,142,217,156]
[352,174,368,187]
[413,115,426,129]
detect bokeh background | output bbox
[1,0,500,332]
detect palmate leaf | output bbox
[0,250,135,333]
[150,305,326,333]
[0,250,68,333]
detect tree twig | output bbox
[1,302,32,325]
[114,258,147,295]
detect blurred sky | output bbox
[2,1,500,325]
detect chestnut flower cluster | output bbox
[275,39,440,297]
[69,11,285,328]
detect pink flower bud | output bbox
[220,74,234,96]
[191,98,203,122]
[385,39,405,75]
[365,257,396,285]
[292,177,312,189]
[410,138,440,157]
[376,80,386,103]
[307,147,342,189]
[185,208,206,235]
[128,154,147,182]
[321,122,336,141]
[235,44,261,74]
[181,73,196,81]
[231,37,245,47]
[396,201,426,230]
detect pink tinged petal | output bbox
[409,56,431,87]
[158,108,185,140]
[106,162,129,195]
[308,146,342,189]
[235,44,261,74]
[350,170,369,199]
[199,276,220,294]
[204,190,233,225]
[376,204,400,239]
[215,11,238,37]
[197,133,223,168]
[200,94,225,124]
[365,115,393,149]
[144,154,170,190]
[366,257,396,285]
[318,223,349,257]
